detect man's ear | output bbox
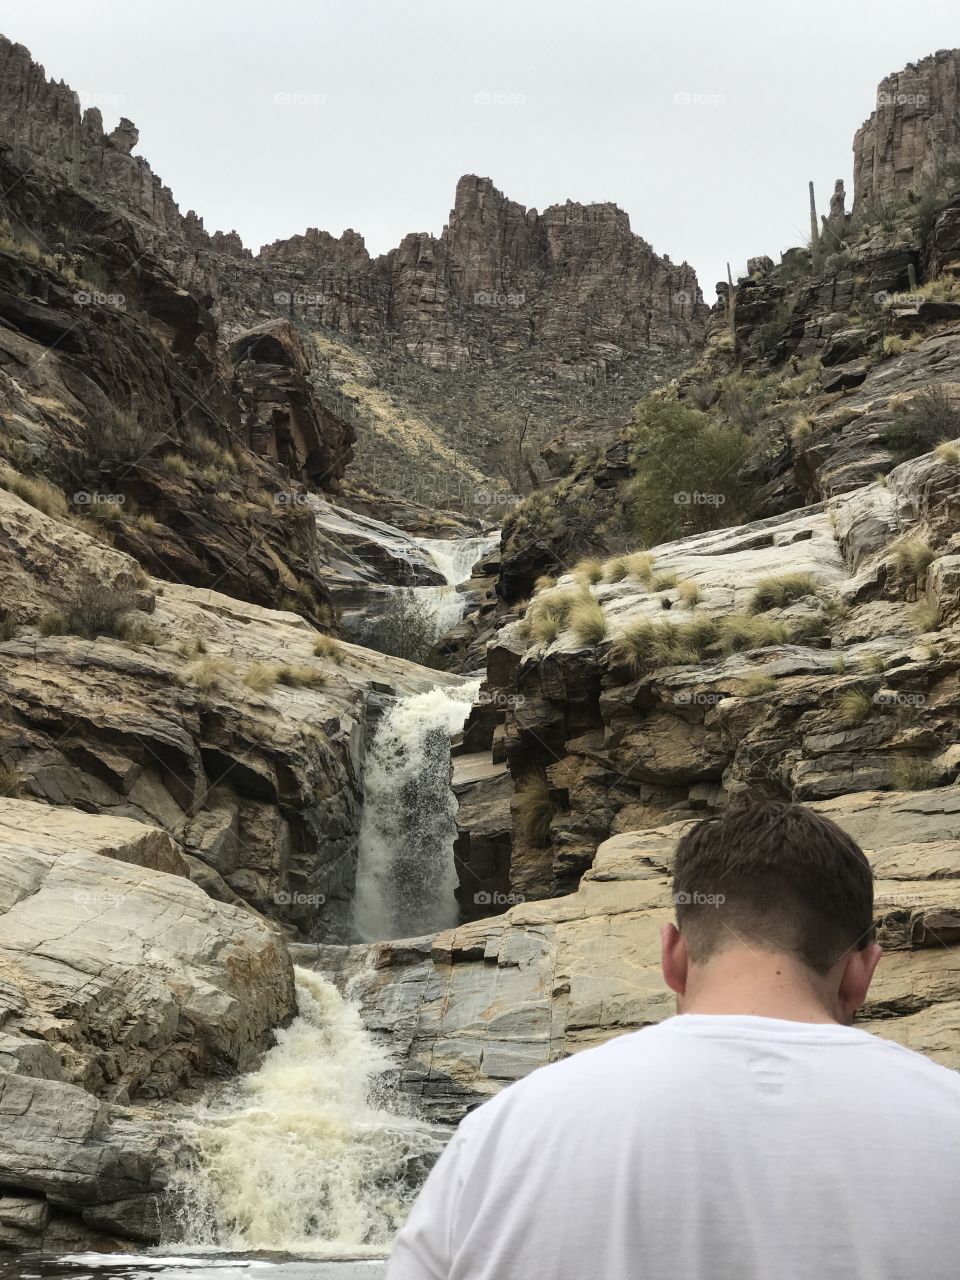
[661,922,689,996]
[837,941,883,1018]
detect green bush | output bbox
[624,398,755,546]
[882,384,960,460]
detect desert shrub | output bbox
[159,452,191,477]
[912,602,941,632]
[366,588,439,664]
[651,571,679,592]
[624,551,655,582]
[313,635,345,664]
[749,572,819,613]
[276,664,327,689]
[531,610,562,646]
[534,574,557,592]
[0,466,68,518]
[893,537,937,580]
[889,756,938,791]
[718,613,789,654]
[0,616,15,642]
[243,663,280,691]
[515,774,558,846]
[861,652,887,674]
[677,580,701,607]
[568,599,607,647]
[117,615,161,646]
[0,760,21,797]
[614,615,719,675]
[603,557,629,583]
[186,658,235,691]
[882,383,960,459]
[85,410,169,465]
[573,558,604,585]
[836,687,872,726]
[53,580,142,639]
[624,398,755,546]
[934,441,960,466]
[740,672,777,696]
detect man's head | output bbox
[660,800,881,1023]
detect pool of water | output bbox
[0,1255,388,1280]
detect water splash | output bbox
[176,969,443,1256]
[352,682,478,941]
[404,532,499,635]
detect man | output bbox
[387,801,960,1279]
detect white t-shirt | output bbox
[387,1014,960,1279]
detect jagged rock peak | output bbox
[853,47,960,209]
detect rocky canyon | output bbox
[0,28,957,1269]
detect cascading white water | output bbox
[177,967,444,1256]
[352,681,479,941]
[403,532,499,635]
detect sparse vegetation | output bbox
[893,537,937,580]
[749,572,819,613]
[531,610,562,646]
[651,571,679,592]
[935,441,960,466]
[313,635,345,664]
[38,611,67,636]
[614,615,720,675]
[186,658,235,692]
[677,580,701,607]
[568,598,607,646]
[0,616,15,642]
[275,664,327,689]
[882,383,960,460]
[718,613,790,654]
[366,588,439,665]
[740,672,777,696]
[912,602,941,633]
[117,615,161,647]
[603,557,629,583]
[861,652,887,674]
[0,760,21,797]
[836,687,872,727]
[625,551,655,582]
[243,662,280,692]
[0,466,68,518]
[889,756,939,791]
[534,575,557,592]
[573,558,604,585]
[514,774,559,846]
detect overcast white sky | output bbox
[3,1,958,298]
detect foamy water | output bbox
[176,970,444,1256]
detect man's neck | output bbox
[679,946,841,1024]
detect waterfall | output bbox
[177,968,444,1256]
[403,532,499,635]
[352,682,479,941]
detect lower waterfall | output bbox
[352,682,478,941]
[177,967,444,1255]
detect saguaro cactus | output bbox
[809,181,820,252]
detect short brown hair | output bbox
[672,801,874,974]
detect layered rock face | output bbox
[853,49,960,209]
[0,799,295,1247]
[335,789,960,1123]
